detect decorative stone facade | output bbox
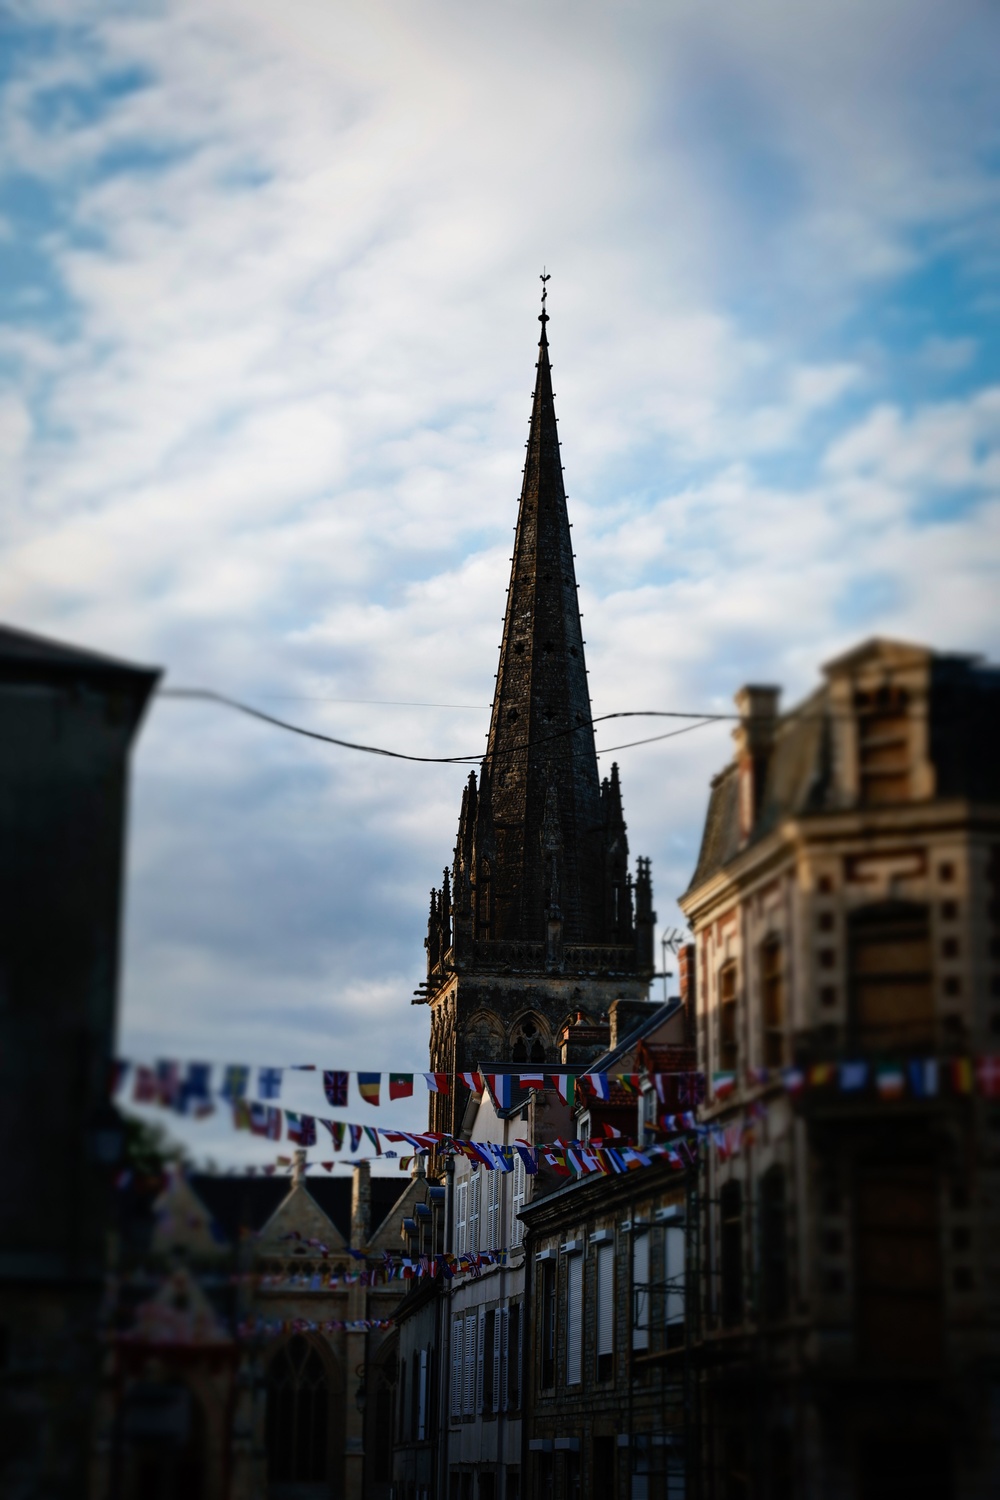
[92,1158,431,1500]
[680,637,1000,1498]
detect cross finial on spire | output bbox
[539,267,550,326]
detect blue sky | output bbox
[2,0,999,1166]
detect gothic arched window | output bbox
[511,1016,546,1064]
[266,1335,329,1483]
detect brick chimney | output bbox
[608,997,659,1051]
[677,943,696,1044]
[734,685,781,841]
[351,1160,371,1248]
[559,1009,611,1065]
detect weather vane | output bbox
[540,268,550,323]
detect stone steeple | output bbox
[418,293,655,1134]
[479,303,604,943]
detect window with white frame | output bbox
[469,1168,481,1255]
[511,1152,527,1247]
[665,1224,685,1346]
[633,1229,650,1350]
[455,1179,468,1256]
[595,1241,614,1381]
[566,1251,583,1385]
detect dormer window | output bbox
[856,685,910,805]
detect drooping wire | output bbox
[157,688,730,764]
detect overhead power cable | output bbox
[157,689,730,764]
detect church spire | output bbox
[479,280,604,943]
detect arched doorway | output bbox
[266,1335,336,1498]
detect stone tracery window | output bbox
[266,1335,329,1484]
[511,1016,546,1064]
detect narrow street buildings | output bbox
[679,639,1000,1498]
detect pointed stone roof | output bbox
[478,311,604,943]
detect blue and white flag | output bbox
[258,1067,283,1100]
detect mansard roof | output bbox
[685,637,1000,893]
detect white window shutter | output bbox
[451,1317,463,1418]
[479,1308,488,1410]
[455,1180,468,1257]
[500,1305,509,1411]
[469,1171,481,1255]
[566,1254,583,1385]
[511,1154,526,1247]
[596,1242,614,1356]
[463,1313,476,1415]
[487,1170,501,1249]
[492,1307,503,1412]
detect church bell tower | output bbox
[416,289,655,1136]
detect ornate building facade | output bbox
[417,306,656,1139]
[679,638,1000,1498]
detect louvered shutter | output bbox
[463,1314,476,1415]
[418,1348,428,1439]
[487,1170,501,1249]
[455,1180,468,1256]
[469,1171,481,1254]
[492,1307,503,1412]
[476,1307,486,1413]
[450,1318,463,1418]
[511,1155,526,1246]
[499,1306,509,1411]
[596,1242,614,1356]
[566,1253,583,1384]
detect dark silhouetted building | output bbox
[0,625,158,1497]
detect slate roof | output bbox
[685,640,1000,894]
[0,623,160,691]
[188,1173,408,1246]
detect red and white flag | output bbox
[460,1072,484,1094]
[423,1072,450,1093]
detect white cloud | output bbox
[1,0,999,1163]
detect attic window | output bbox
[569,647,578,657]
[513,642,525,654]
[507,708,520,722]
[855,686,911,805]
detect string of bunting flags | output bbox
[112,1058,686,1112]
[111,1051,1000,1181]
